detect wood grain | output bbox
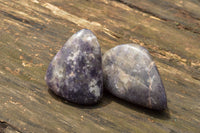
[0,0,200,132]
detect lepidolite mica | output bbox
[103,44,167,110]
[46,29,103,105]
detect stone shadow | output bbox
[48,89,112,109]
[48,88,170,120]
[103,89,171,120]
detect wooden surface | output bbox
[0,0,200,132]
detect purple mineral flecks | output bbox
[103,44,167,110]
[46,29,103,105]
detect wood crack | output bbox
[1,10,46,30]
[0,120,22,133]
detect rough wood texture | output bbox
[0,0,200,132]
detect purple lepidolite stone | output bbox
[46,29,103,105]
[103,44,167,110]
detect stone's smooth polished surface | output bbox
[46,29,103,105]
[103,44,167,110]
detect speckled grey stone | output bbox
[46,29,103,105]
[103,44,167,110]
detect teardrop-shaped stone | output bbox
[46,29,103,105]
[103,44,167,110]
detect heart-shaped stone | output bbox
[46,29,103,105]
[103,44,167,110]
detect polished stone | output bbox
[103,44,167,110]
[46,29,103,105]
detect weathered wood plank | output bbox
[0,0,200,132]
[116,0,200,34]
